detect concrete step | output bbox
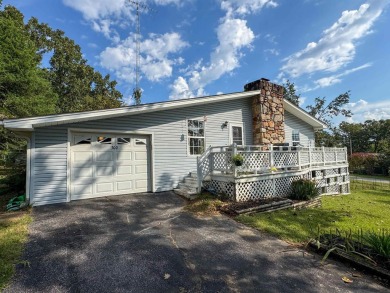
[173,188,198,200]
[184,177,198,185]
[179,181,198,189]
[189,171,198,178]
[178,183,197,193]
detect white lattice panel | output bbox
[240,152,270,169]
[200,157,210,177]
[340,167,347,174]
[337,152,346,161]
[327,184,339,194]
[208,180,235,198]
[236,180,274,201]
[212,152,232,171]
[341,184,350,194]
[325,168,338,176]
[325,152,336,162]
[314,170,323,178]
[311,152,323,164]
[273,152,298,167]
[275,176,302,197]
[315,179,326,188]
[300,152,310,165]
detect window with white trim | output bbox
[188,119,205,155]
[231,126,243,146]
[292,130,300,146]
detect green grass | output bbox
[351,174,390,181]
[0,185,32,290]
[236,186,390,244]
[0,212,32,290]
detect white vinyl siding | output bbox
[284,110,315,147]
[31,98,253,205]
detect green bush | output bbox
[289,179,318,200]
[231,154,244,166]
[364,230,390,258]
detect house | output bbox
[1,78,349,206]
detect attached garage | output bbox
[70,133,151,200]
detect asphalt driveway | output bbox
[5,192,387,293]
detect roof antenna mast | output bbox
[128,1,154,105]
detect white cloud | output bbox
[302,63,373,91]
[221,0,278,15]
[170,77,194,100]
[170,17,254,100]
[281,1,388,78]
[100,32,188,82]
[170,0,277,100]
[345,99,390,122]
[63,0,188,41]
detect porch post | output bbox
[233,143,237,177]
[322,146,326,166]
[269,144,274,167]
[297,148,301,170]
[196,156,202,194]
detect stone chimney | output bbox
[244,78,285,145]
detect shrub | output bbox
[364,230,390,258]
[289,179,318,200]
[232,154,244,166]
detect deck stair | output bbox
[174,171,208,200]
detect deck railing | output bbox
[197,144,348,192]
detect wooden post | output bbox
[196,156,202,194]
[269,144,274,168]
[308,147,312,168]
[233,143,237,177]
[297,148,301,170]
[322,146,326,166]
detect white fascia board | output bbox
[283,100,327,129]
[2,91,259,131]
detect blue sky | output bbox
[5,0,390,123]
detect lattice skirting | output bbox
[203,166,350,202]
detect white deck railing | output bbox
[197,144,348,192]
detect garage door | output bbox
[70,133,150,200]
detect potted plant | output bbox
[232,154,244,166]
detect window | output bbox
[135,138,147,145]
[292,130,300,146]
[74,135,91,145]
[188,119,205,155]
[117,137,131,144]
[97,136,112,144]
[232,126,243,146]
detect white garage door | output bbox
[70,133,150,200]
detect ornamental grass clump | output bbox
[364,230,390,258]
[290,179,318,200]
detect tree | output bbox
[283,80,300,106]
[0,5,57,118]
[26,18,123,113]
[305,92,352,146]
[0,2,125,192]
[338,121,370,154]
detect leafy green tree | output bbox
[0,5,57,118]
[283,80,300,106]
[338,121,370,154]
[26,18,123,113]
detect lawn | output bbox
[351,174,390,181]
[0,186,32,290]
[236,185,390,244]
